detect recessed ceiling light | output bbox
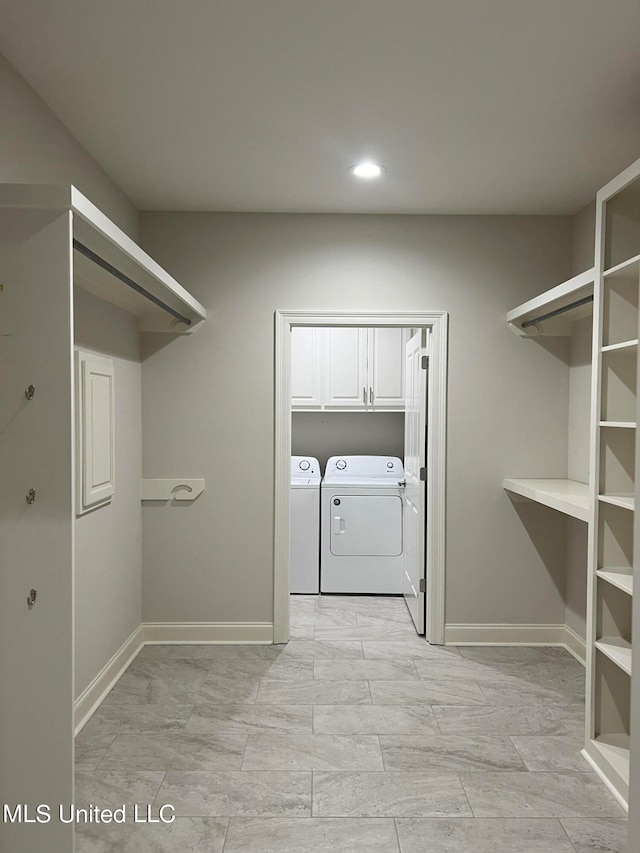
[350,161,385,179]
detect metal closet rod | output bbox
[521,294,593,329]
[73,239,192,326]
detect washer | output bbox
[321,455,404,594]
[290,456,321,594]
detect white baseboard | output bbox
[444,622,586,665]
[562,624,587,666]
[74,624,145,735]
[143,622,274,644]
[74,621,274,734]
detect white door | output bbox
[291,326,322,409]
[323,327,368,408]
[403,330,429,634]
[0,209,74,852]
[369,327,407,409]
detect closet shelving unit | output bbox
[504,267,595,521]
[582,161,640,809]
[1,183,206,331]
[0,183,206,852]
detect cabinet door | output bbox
[369,327,407,409]
[291,327,322,409]
[323,327,368,408]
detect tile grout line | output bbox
[220,816,231,853]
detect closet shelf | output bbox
[0,184,207,332]
[506,268,594,337]
[601,339,639,353]
[599,421,636,429]
[598,494,635,511]
[596,569,633,596]
[503,478,589,521]
[604,252,640,280]
[591,735,630,785]
[595,638,632,675]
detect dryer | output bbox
[290,456,321,594]
[321,455,404,594]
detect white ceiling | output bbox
[2,0,640,214]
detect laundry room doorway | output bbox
[274,311,448,645]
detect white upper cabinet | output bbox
[323,327,369,408]
[291,327,406,411]
[368,327,407,408]
[291,327,323,409]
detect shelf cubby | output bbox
[602,261,640,347]
[600,346,638,423]
[598,424,636,498]
[594,652,631,752]
[597,500,633,582]
[605,178,640,269]
[596,581,632,665]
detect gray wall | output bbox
[74,288,142,697]
[140,212,573,627]
[0,52,138,239]
[292,412,405,472]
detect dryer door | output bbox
[330,494,402,556]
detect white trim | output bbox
[74,621,274,733]
[563,624,587,666]
[74,625,144,735]
[274,310,449,646]
[581,746,629,812]
[444,622,586,664]
[143,622,273,644]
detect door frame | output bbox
[274,310,448,645]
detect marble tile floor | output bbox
[75,594,627,852]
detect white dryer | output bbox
[321,455,404,594]
[290,456,321,594]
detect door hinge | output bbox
[421,355,429,369]
[419,578,426,593]
[419,467,427,481]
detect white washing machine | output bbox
[290,456,321,594]
[321,455,404,594]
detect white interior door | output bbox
[403,329,429,634]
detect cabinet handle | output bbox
[363,387,366,406]
[369,387,373,405]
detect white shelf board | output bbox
[0,183,207,331]
[506,268,594,337]
[604,251,640,280]
[591,735,630,785]
[599,421,636,429]
[601,339,639,353]
[598,494,635,511]
[503,478,589,521]
[595,638,632,675]
[596,569,633,596]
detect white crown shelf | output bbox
[0,184,206,332]
[506,268,594,337]
[503,478,589,521]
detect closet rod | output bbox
[521,294,593,329]
[73,239,192,326]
